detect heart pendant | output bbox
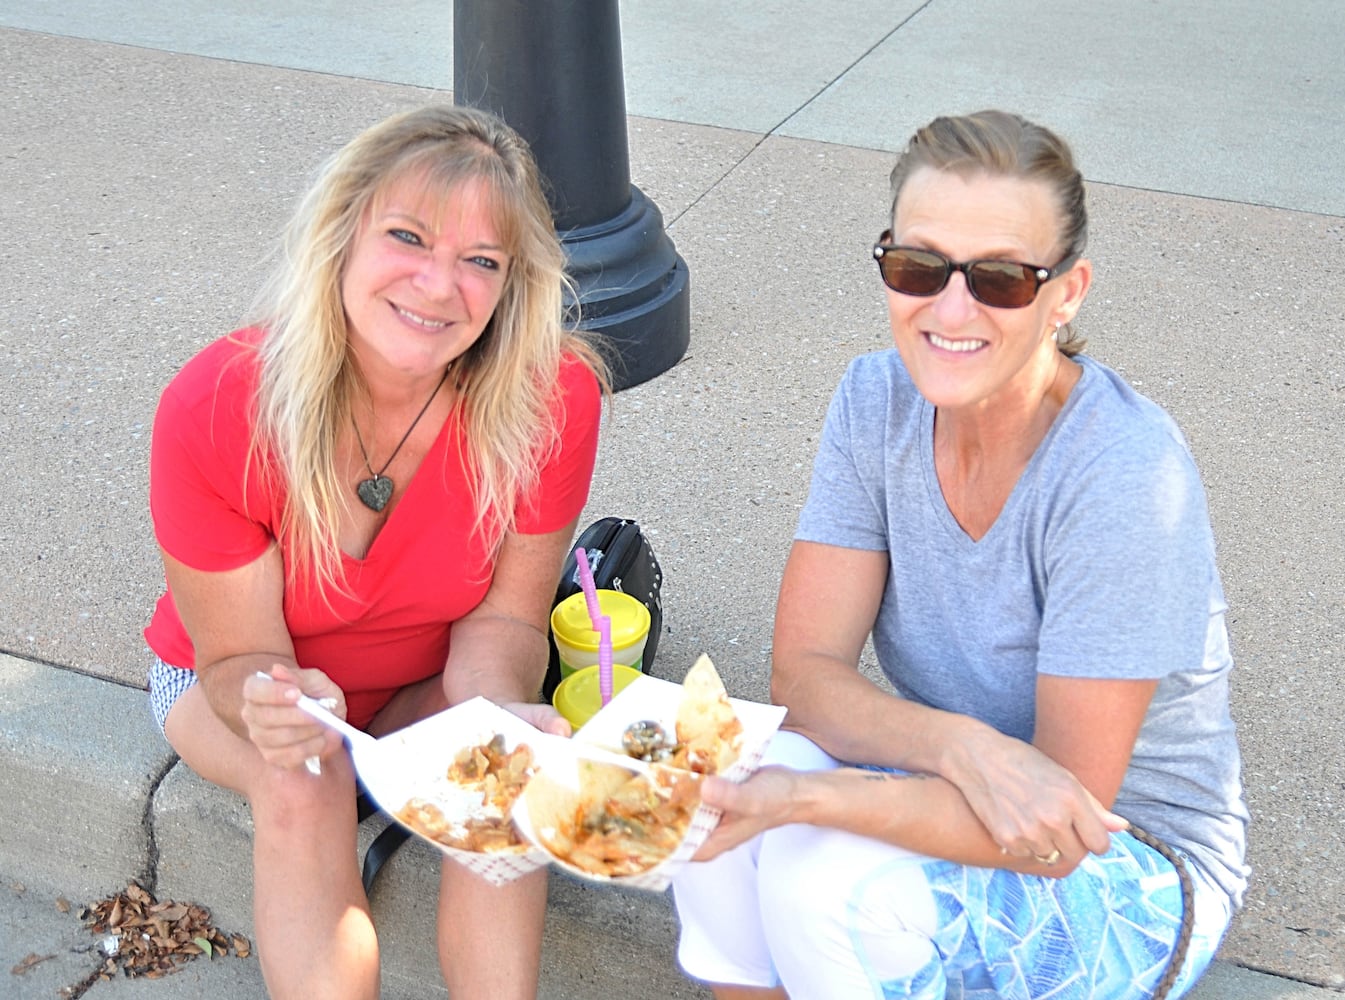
[356,475,394,512]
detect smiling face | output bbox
[885,167,1089,413]
[341,172,511,385]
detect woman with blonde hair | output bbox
[145,104,606,998]
[673,111,1248,999]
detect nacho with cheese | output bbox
[526,760,703,876]
[395,734,534,854]
[520,655,746,877]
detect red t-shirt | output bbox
[145,328,602,728]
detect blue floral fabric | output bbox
[860,833,1198,1000]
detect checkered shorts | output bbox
[147,657,197,734]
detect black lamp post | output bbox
[454,0,690,390]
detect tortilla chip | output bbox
[673,655,744,774]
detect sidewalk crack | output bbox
[139,753,181,896]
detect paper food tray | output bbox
[513,674,786,892]
[354,696,559,885]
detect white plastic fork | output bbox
[253,671,374,775]
[293,691,377,751]
[289,680,657,778]
[255,672,656,781]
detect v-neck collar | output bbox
[920,361,1092,547]
[343,410,457,565]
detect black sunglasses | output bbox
[872,231,1077,309]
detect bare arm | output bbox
[440,519,579,732]
[924,672,1156,862]
[696,762,1120,877]
[160,545,346,766]
[771,540,987,772]
[767,539,1132,868]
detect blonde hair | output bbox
[889,110,1089,357]
[247,104,607,599]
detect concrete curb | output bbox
[0,654,706,998]
[3,653,1340,997]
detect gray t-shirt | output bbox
[796,350,1250,908]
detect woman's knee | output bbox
[757,826,942,988]
[164,681,356,824]
[248,756,358,831]
[367,671,449,737]
[675,734,841,953]
[162,683,259,792]
[756,826,871,937]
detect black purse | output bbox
[543,517,664,699]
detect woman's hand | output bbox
[944,725,1124,862]
[241,663,348,770]
[503,701,572,738]
[692,767,805,861]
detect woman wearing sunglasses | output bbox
[672,111,1248,999]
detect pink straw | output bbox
[598,615,613,706]
[573,547,602,626]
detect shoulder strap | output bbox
[1128,823,1195,1000]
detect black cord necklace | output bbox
[351,366,450,512]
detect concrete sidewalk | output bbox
[2,0,1343,996]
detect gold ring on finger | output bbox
[1033,848,1062,865]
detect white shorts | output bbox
[672,732,1232,1000]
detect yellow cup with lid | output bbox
[551,663,643,730]
[550,589,651,680]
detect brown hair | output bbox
[888,110,1088,356]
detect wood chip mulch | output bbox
[75,881,251,983]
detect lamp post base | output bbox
[563,188,690,390]
[453,0,690,391]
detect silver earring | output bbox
[1051,322,1062,342]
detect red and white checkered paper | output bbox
[353,674,785,891]
[514,673,787,892]
[352,697,558,886]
